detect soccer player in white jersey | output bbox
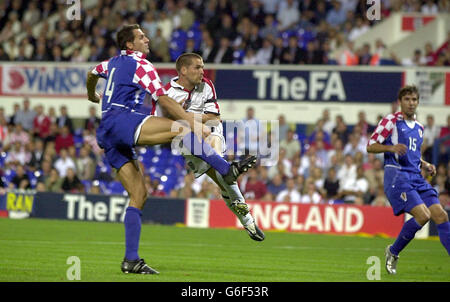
[159,53,265,241]
[367,85,449,274]
[86,25,257,275]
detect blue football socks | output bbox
[182,132,230,175]
[124,206,142,261]
[437,221,450,255]
[390,217,422,256]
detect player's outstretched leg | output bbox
[207,169,265,241]
[181,132,258,184]
[137,117,257,184]
[384,245,399,275]
[429,204,450,255]
[117,161,159,274]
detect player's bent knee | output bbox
[433,209,449,224]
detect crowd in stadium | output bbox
[0,0,449,66]
[0,99,449,208]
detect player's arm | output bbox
[184,112,220,124]
[366,114,406,155]
[86,72,101,103]
[87,60,108,103]
[366,143,407,155]
[420,157,436,176]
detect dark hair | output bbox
[116,24,140,50]
[175,52,202,72]
[398,85,419,100]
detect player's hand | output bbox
[192,120,210,140]
[88,92,101,103]
[390,144,407,156]
[424,163,436,177]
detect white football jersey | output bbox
[153,76,220,117]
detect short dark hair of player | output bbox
[398,85,419,100]
[117,24,141,50]
[175,53,203,72]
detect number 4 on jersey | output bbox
[105,67,116,104]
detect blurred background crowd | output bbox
[1,99,449,209]
[0,0,449,66]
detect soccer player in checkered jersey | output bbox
[367,85,449,274]
[86,25,257,275]
[159,53,265,241]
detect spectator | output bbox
[242,47,258,64]
[55,125,74,154]
[391,49,426,66]
[300,179,322,204]
[358,43,372,65]
[266,174,286,198]
[8,103,20,126]
[421,0,439,14]
[45,168,63,192]
[75,147,95,181]
[326,0,346,28]
[56,105,73,133]
[33,105,51,139]
[5,141,30,168]
[279,129,301,160]
[278,114,289,142]
[276,0,300,32]
[242,169,268,200]
[276,178,301,203]
[212,37,234,63]
[28,139,45,170]
[423,114,440,162]
[270,36,284,64]
[62,168,84,193]
[15,98,36,131]
[439,114,450,146]
[323,167,340,202]
[338,165,369,205]
[255,38,273,65]
[84,105,101,131]
[281,36,306,64]
[54,148,76,177]
[11,165,31,190]
[348,17,369,41]
[339,40,358,66]
[259,14,278,40]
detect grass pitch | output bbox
[0,218,448,282]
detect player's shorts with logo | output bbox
[384,165,439,216]
[96,107,150,169]
[182,123,226,178]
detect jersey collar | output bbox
[171,76,195,93]
[120,49,146,59]
[395,111,416,121]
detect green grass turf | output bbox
[0,218,448,282]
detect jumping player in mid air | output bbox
[159,53,265,241]
[86,24,257,274]
[367,85,450,274]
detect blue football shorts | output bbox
[96,108,151,169]
[383,165,439,216]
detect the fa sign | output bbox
[66,0,81,20]
[366,0,381,21]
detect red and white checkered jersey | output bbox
[152,76,219,116]
[91,50,166,113]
